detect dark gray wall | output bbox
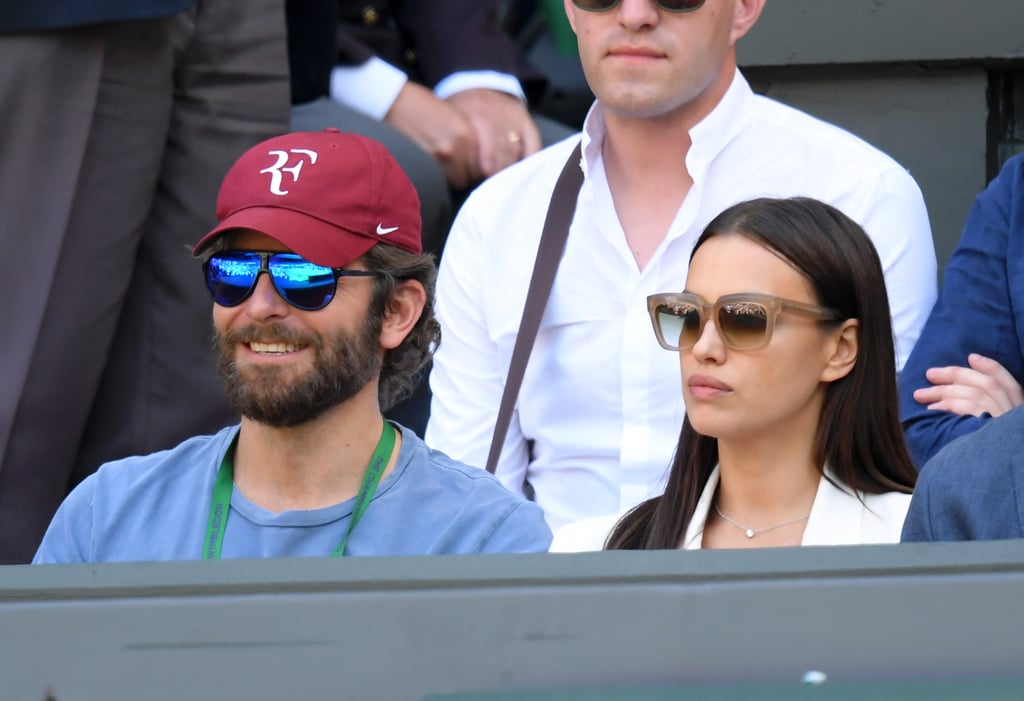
[739,0,1024,275]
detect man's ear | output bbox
[564,0,581,34]
[379,279,426,350]
[730,0,766,46]
[820,319,859,383]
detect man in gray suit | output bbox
[902,406,1024,542]
[0,0,290,562]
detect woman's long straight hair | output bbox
[607,197,917,550]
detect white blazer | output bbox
[549,465,911,552]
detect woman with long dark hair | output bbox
[551,197,917,551]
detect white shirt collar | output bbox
[578,68,753,184]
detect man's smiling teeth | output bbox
[249,342,300,354]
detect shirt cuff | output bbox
[330,58,408,121]
[434,70,526,103]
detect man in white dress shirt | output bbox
[426,0,937,531]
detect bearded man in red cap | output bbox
[34,130,551,563]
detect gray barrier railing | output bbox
[4,540,1024,700]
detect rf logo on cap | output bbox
[196,130,424,267]
[260,148,318,196]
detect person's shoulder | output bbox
[935,407,1024,461]
[90,427,237,494]
[747,92,910,174]
[818,470,911,543]
[401,429,544,511]
[861,489,914,521]
[401,428,521,496]
[35,427,237,563]
[921,407,1024,481]
[996,151,1024,179]
[989,152,1024,196]
[905,408,1024,541]
[393,426,552,552]
[853,489,913,544]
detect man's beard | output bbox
[216,314,382,428]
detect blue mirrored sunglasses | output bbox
[204,251,384,311]
[571,0,705,12]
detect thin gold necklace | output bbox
[713,501,810,539]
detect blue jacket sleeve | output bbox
[898,154,1024,466]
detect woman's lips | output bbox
[687,374,732,399]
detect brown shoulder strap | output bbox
[485,141,584,474]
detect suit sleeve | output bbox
[899,155,1024,467]
[403,0,547,102]
[334,21,380,66]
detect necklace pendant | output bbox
[745,528,755,538]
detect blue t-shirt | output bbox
[34,424,552,563]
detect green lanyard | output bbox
[203,421,397,559]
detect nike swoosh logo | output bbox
[376,224,399,235]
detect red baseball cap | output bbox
[193,129,422,266]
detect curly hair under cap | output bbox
[361,244,441,411]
